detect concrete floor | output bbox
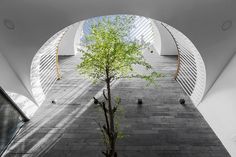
[3,51,230,157]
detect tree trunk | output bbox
[105,68,116,157]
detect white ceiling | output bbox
[0,0,235,99]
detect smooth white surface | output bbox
[152,21,161,55]
[154,21,177,56]
[198,52,236,156]
[74,21,84,55]
[58,23,80,56]
[0,52,35,102]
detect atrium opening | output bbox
[0,7,235,157]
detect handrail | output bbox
[160,22,206,105]
[160,22,181,80]
[55,30,68,80]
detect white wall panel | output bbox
[153,21,177,56]
[198,52,236,157]
[58,23,80,56]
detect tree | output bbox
[77,15,161,157]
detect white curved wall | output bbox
[198,52,236,156]
[58,23,80,56]
[153,21,177,56]
[151,21,161,54]
[0,52,35,103]
[74,21,85,55]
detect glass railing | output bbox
[0,87,29,156]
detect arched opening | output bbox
[30,15,206,114]
[0,0,234,155]
[4,14,224,157]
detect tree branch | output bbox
[103,89,108,100]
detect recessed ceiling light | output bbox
[3,19,15,30]
[221,20,232,31]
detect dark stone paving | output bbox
[3,52,230,157]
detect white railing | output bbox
[31,28,68,105]
[161,23,206,105]
[130,16,154,44]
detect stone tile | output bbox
[3,54,230,157]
